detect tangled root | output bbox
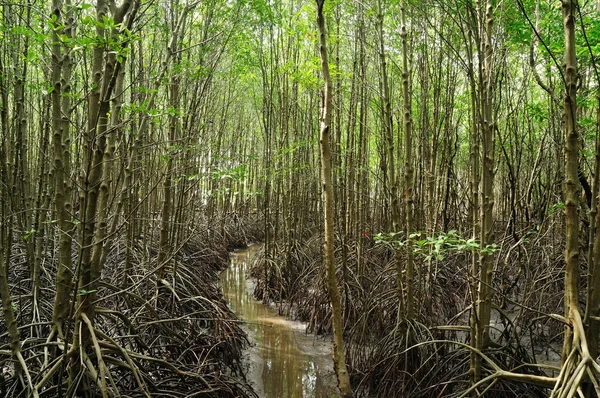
[0,217,263,397]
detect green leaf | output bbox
[23,229,37,241]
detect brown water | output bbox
[221,245,339,398]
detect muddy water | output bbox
[221,245,339,398]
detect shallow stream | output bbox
[221,245,339,398]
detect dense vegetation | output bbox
[1,0,600,396]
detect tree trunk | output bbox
[316,1,353,396]
[561,0,580,360]
[400,0,415,321]
[50,0,74,338]
[476,0,495,354]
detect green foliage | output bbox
[23,229,37,241]
[548,202,566,215]
[374,230,499,260]
[212,164,248,181]
[525,102,548,123]
[243,0,278,26]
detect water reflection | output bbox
[221,245,337,398]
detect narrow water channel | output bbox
[221,245,339,398]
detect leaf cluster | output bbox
[374,229,500,260]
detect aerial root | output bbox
[549,309,600,398]
[1,218,262,397]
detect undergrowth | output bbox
[0,215,263,397]
[250,219,566,397]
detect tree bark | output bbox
[561,0,580,360]
[316,0,353,396]
[476,0,495,354]
[400,0,415,321]
[50,0,74,338]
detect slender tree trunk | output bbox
[316,1,353,396]
[464,1,482,383]
[50,0,74,337]
[561,0,580,360]
[0,212,27,389]
[70,2,138,392]
[585,94,600,365]
[156,2,190,286]
[400,0,415,321]
[476,0,495,353]
[356,10,368,279]
[377,0,407,318]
